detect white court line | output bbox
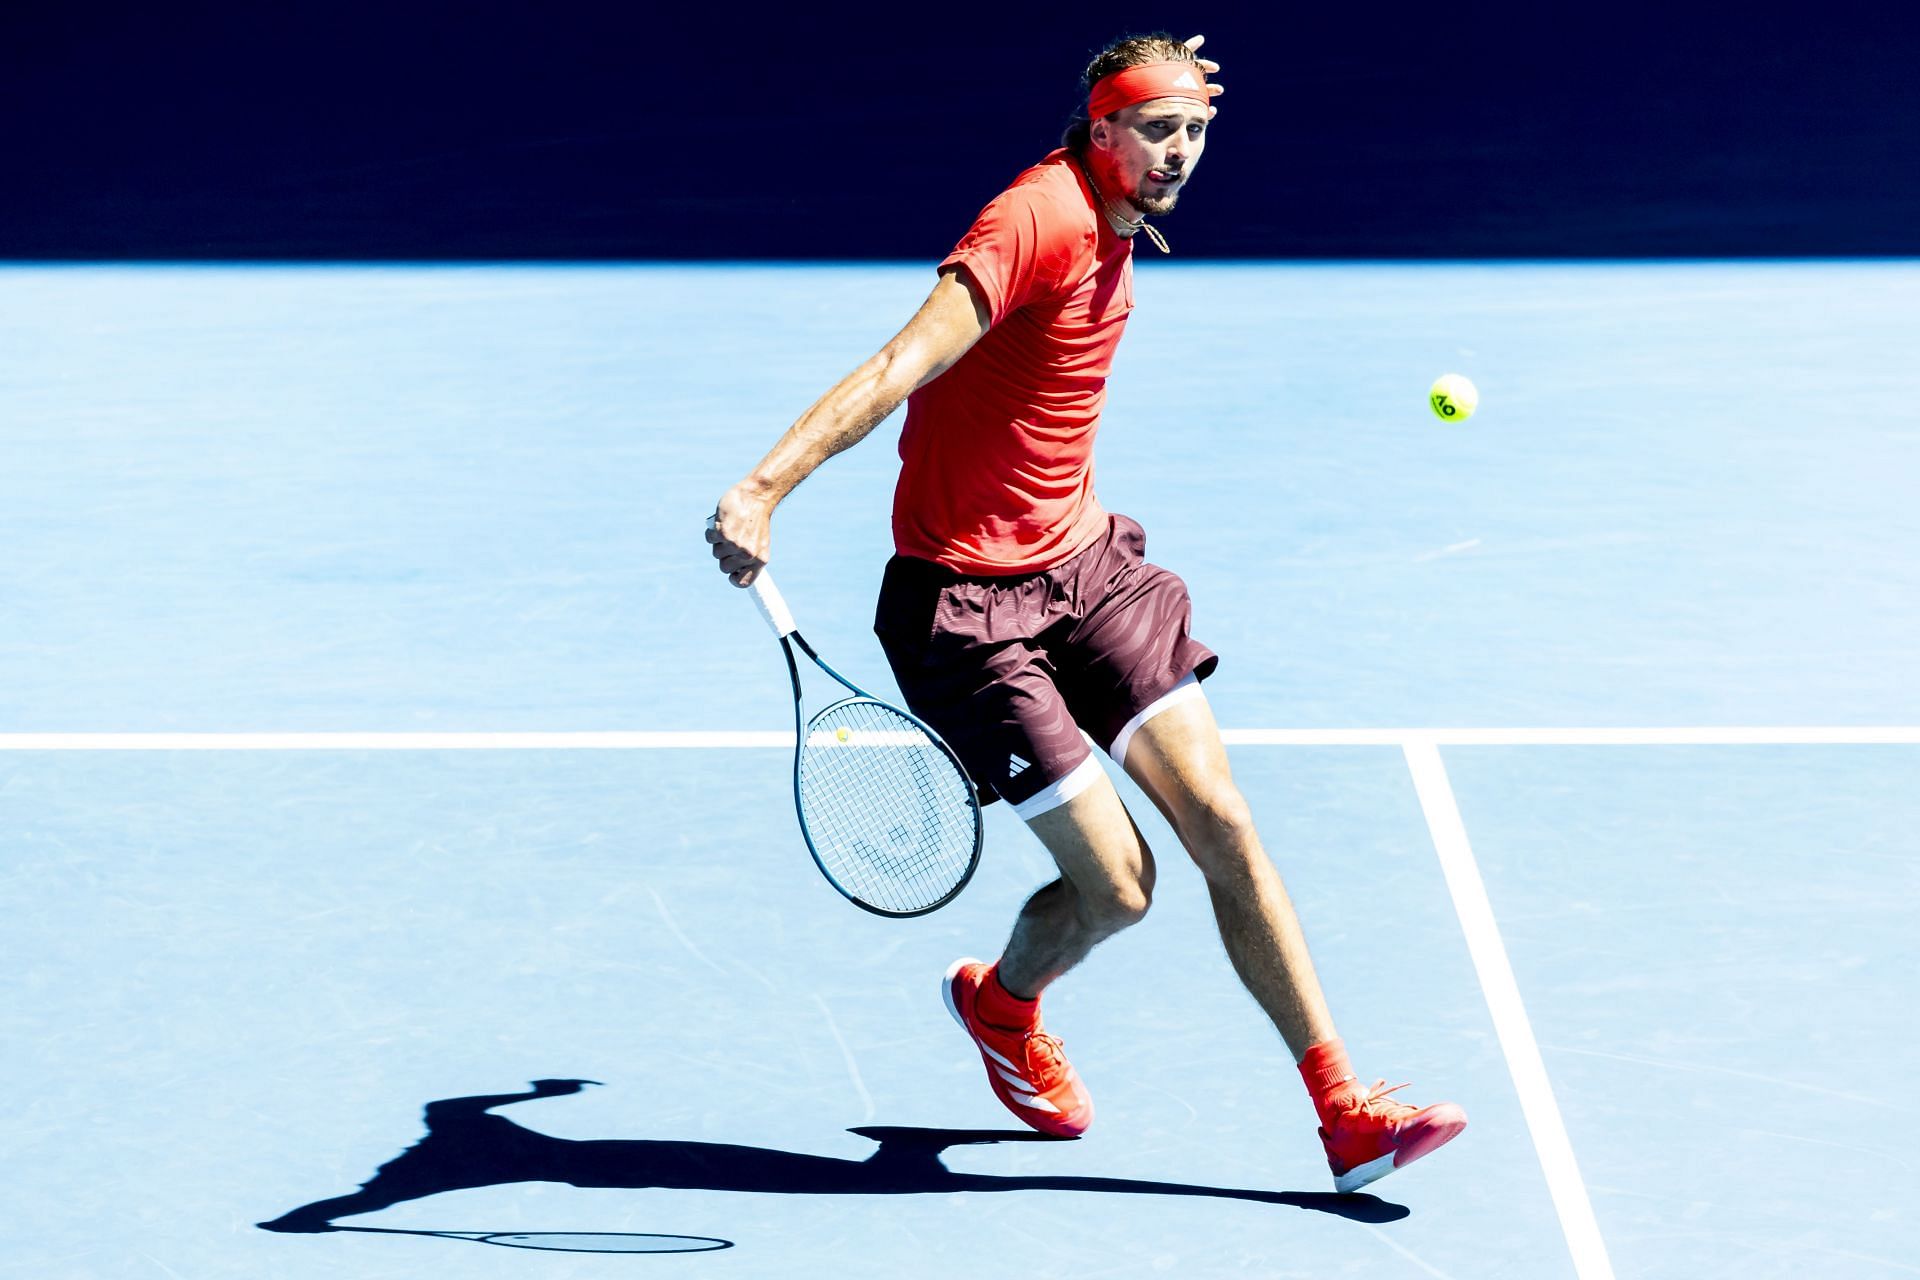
[0,731,791,751]
[1228,726,1920,746]
[1403,738,1615,1280]
[0,726,1915,750]
[3,720,1897,1268]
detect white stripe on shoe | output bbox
[980,1043,1023,1073]
[943,956,1073,1121]
[1008,1091,1061,1114]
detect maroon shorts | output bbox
[873,513,1218,815]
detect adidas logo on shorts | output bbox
[1007,754,1031,779]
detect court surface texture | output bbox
[3,262,1915,1278]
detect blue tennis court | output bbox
[3,262,1916,1278]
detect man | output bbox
[707,33,1465,1193]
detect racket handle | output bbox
[748,571,798,638]
[709,512,797,638]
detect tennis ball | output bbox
[835,727,850,743]
[1429,373,1479,423]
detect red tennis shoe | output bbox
[1319,1080,1467,1192]
[942,958,1093,1138]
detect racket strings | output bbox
[798,700,976,914]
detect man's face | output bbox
[1091,98,1209,217]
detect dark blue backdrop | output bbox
[4,1,1915,258]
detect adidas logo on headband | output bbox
[1089,62,1212,120]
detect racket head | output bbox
[474,1232,731,1253]
[331,1226,732,1254]
[793,696,983,917]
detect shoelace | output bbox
[1347,1079,1416,1120]
[1024,1031,1070,1086]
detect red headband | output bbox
[1087,60,1209,120]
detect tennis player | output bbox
[707,32,1465,1192]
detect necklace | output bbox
[1081,162,1171,254]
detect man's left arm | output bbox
[707,268,992,585]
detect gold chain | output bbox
[1081,161,1171,255]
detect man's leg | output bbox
[1119,690,1467,1191]
[1117,694,1335,1057]
[994,775,1157,999]
[942,763,1159,1138]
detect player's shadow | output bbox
[258,1078,1407,1237]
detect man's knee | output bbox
[1174,787,1260,867]
[1075,874,1152,933]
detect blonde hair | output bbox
[1062,34,1201,152]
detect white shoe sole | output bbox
[1331,1105,1468,1192]
[941,956,981,1032]
[1333,1152,1397,1193]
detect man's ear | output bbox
[1090,119,1109,151]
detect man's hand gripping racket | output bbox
[707,515,982,917]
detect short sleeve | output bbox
[939,183,1083,327]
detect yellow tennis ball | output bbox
[1429,373,1479,423]
[835,726,850,742]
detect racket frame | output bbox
[750,572,983,918]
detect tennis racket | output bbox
[333,1227,730,1254]
[730,561,982,917]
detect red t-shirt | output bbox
[892,149,1135,574]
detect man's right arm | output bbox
[707,268,991,586]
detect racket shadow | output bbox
[256,1079,1407,1240]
